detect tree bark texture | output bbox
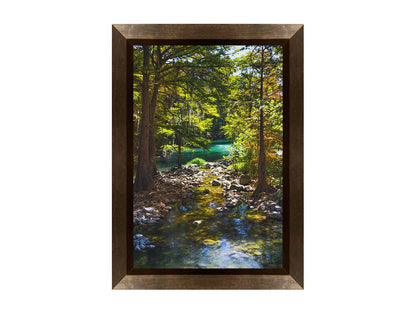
[149,46,161,175]
[134,46,153,192]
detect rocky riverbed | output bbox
[133,160,283,251]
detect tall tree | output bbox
[134,45,153,191]
[222,45,283,197]
[149,46,162,174]
[134,45,232,188]
[253,47,274,197]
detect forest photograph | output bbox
[132,45,284,269]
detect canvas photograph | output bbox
[132,44,284,269]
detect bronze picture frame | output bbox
[112,24,303,289]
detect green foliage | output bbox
[222,46,283,185]
[186,158,206,166]
[224,99,283,182]
[157,128,175,136]
[226,162,247,172]
[160,144,193,153]
[225,131,257,175]
[132,44,283,184]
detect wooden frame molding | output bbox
[112,24,303,289]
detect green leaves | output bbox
[157,127,175,136]
[133,44,283,182]
[221,46,283,182]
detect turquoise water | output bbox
[156,141,232,170]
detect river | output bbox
[156,140,232,170]
[133,171,283,269]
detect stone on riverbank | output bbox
[221,180,231,188]
[230,183,245,191]
[133,160,284,228]
[269,211,283,220]
[239,174,251,185]
[211,179,221,186]
[134,234,153,251]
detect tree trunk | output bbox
[177,133,182,168]
[248,75,253,118]
[149,82,160,175]
[134,46,153,192]
[149,46,161,175]
[253,48,273,198]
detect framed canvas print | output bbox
[112,24,303,289]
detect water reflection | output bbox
[133,195,283,269]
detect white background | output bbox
[1,0,415,311]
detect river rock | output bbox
[218,159,230,167]
[221,180,231,188]
[225,197,239,207]
[203,188,211,194]
[211,179,221,186]
[134,234,153,251]
[230,183,244,191]
[272,205,282,211]
[239,174,251,185]
[185,164,200,172]
[269,211,283,220]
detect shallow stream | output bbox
[133,173,283,269]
